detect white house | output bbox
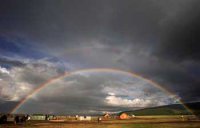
[78,116,92,121]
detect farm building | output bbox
[103,113,110,118]
[119,113,130,119]
[78,116,92,121]
[0,114,29,124]
[30,114,46,120]
[30,114,54,120]
[53,116,67,120]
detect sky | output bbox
[0,0,200,114]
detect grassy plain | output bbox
[0,115,200,128]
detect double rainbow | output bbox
[11,68,193,114]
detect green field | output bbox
[1,115,200,128]
[2,123,199,128]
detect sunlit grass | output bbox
[1,115,199,128]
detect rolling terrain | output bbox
[121,102,200,116]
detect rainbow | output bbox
[10,68,194,114]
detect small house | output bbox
[103,113,111,120]
[78,116,92,121]
[103,113,110,118]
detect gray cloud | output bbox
[0,57,63,101]
[0,57,25,67]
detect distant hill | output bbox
[121,102,200,116]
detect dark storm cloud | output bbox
[151,0,200,101]
[0,0,163,51]
[0,0,199,52]
[0,0,200,111]
[156,0,200,61]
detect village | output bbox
[0,112,133,124]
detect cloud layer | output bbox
[0,57,63,101]
[15,71,179,114]
[0,0,200,113]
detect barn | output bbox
[119,113,130,119]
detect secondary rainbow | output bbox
[11,68,193,114]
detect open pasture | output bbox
[1,115,200,128]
